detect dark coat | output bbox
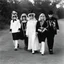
[36,21,47,42]
[43,17,59,35]
[36,21,46,33]
[19,20,27,40]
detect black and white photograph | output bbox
[0,0,64,64]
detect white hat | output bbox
[28,13,35,17]
[21,13,27,17]
[20,13,27,20]
[12,11,17,14]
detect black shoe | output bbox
[32,52,35,54]
[41,54,44,56]
[49,49,53,54]
[49,51,53,54]
[35,51,39,53]
[14,49,18,51]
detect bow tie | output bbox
[13,19,16,22]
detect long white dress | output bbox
[26,18,39,51]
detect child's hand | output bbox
[57,30,59,33]
[9,29,12,33]
[42,28,47,33]
[38,29,42,32]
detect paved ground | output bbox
[0,19,64,64]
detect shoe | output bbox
[14,49,18,51]
[41,52,44,55]
[41,54,44,56]
[49,51,53,54]
[32,52,35,54]
[32,51,35,54]
[49,49,53,54]
[40,51,45,55]
[35,51,39,53]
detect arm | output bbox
[36,22,38,32]
[36,21,43,33]
[18,20,21,31]
[26,22,29,36]
[36,22,40,32]
[10,20,12,32]
[43,21,48,30]
[56,19,59,30]
[55,19,59,33]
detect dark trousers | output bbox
[47,33,55,50]
[24,36,28,48]
[38,32,46,43]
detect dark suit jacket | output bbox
[36,21,47,33]
[43,17,59,35]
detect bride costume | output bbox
[26,13,39,54]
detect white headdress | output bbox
[28,13,36,20]
[20,13,27,20]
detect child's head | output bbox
[38,13,46,21]
[48,11,53,18]
[22,16,26,20]
[12,11,17,16]
[11,11,18,20]
[28,13,35,20]
[20,13,27,21]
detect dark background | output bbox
[0,0,64,29]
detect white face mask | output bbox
[29,16,34,20]
[48,15,53,18]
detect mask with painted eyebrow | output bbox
[13,16,17,18]
[40,16,45,17]
[29,15,33,17]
